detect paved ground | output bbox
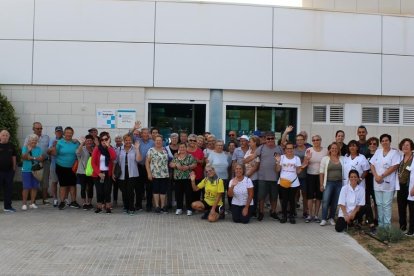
[0,204,391,276]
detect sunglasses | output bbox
[229,134,235,137]
[312,139,320,142]
[101,138,109,142]
[34,128,43,130]
[205,170,214,173]
[189,139,197,142]
[266,137,275,140]
[369,142,377,146]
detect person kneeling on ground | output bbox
[190,166,224,222]
[228,163,254,224]
[336,170,365,232]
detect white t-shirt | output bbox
[278,155,301,188]
[306,147,328,175]
[343,154,370,188]
[369,148,400,192]
[338,184,365,218]
[229,176,254,206]
[408,170,414,202]
[99,154,109,171]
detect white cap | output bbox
[239,135,249,141]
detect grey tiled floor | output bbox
[0,204,391,276]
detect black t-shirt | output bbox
[0,143,17,171]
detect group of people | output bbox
[0,122,413,235]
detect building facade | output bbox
[1,0,413,146]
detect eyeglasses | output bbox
[285,147,294,150]
[101,138,109,142]
[229,134,235,137]
[189,139,196,142]
[266,137,275,140]
[369,142,377,146]
[216,144,224,147]
[312,139,320,142]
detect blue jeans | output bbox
[375,190,394,228]
[322,180,342,220]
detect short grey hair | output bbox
[27,134,39,143]
[170,133,179,138]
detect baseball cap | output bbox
[55,126,63,132]
[88,128,98,133]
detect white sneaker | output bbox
[22,204,27,211]
[320,219,327,226]
[329,218,336,226]
[187,210,193,216]
[29,203,38,209]
[175,209,183,215]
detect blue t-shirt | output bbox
[56,139,79,168]
[22,146,42,172]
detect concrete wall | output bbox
[1,0,414,96]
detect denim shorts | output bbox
[22,171,40,190]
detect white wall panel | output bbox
[0,40,32,84]
[274,8,381,53]
[154,44,272,90]
[382,55,414,96]
[33,41,153,86]
[273,49,381,94]
[0,0,34,39]
[34,0,155,42]
[156,2,272,47]
[383,16,414,56]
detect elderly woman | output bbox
[21,134,44,210]
[91,132,117,214]
[50,127,80,210]
[370,134,399,228]
[397,138,414,232]
[170,143,196,215]
[114,134,142,215]
[190,166,225,222]
[319,142,344,226]
[343,140,370,189]
[364,136,380,232]
[166,133,179,209]
[228,164,254,223]
[196,135,206,150]
[244,135,260,216]
[305,134,328,223]
[335,170,366,232]
[407,155,414,236]
[0,130,17,212]
[207,139,231,208]
[112,134,123,206]
[275,141,308,224]
[146,134,170,213]
[76,134,95,210]
[188,134,205,202]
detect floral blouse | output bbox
[172,154,196,180]
[147,147,169,178]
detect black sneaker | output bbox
[289,217,296,224]
[201,211,209,220]
[405,231,414,237]
[82,204,88,210]
[69,201,80,209]
[106,209,112,214]
[154,207,161,213]
[58,202,66,210]
[270,212,280,220]
[161,208,168,214]
[280,217,287,223]
[87,204,94,210]
[258,212,264,221]
[95,208,102,214]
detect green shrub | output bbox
[0,90,20,162]
[376,226,405,243]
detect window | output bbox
[403,107,414,125]
[362,107,379,124]
[383,107,400,124]
[312,105,343,123]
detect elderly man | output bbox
[47,126,63,207]
[256,131,284,221]
[24,122,50,205]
